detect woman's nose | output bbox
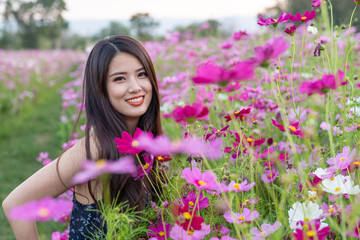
[128,78,142,93]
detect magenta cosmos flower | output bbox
[135,153,154,180]
[9,197,73,221]
[180,190,209,211]
[289,10,316,22]
[285,25,297,36]
[191,61,255,86]
[248,37,290,67]
[148,222,172,240]
[257,12,289,27]
[224,208,259,224]
[182,167,221,194]
[272,119,304,137]
[261,168,279,183]
[114,128,153,155]
[72,156,137,184]
[250,221,282,240]
[299,70,347,96]
[171,102,209,124]
[292,219,330,240]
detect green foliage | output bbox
[130,12,159,41]
[92,21,131,41]
[174,19,230,38]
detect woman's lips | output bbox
[126,96,145,106]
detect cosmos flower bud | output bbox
[162,201,169,208]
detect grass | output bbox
[0,77,72,239]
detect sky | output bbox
[63,0,278,20]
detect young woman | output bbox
[2,35,163,239]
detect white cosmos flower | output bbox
[321,175,360,195]
[313,167,330,179]
[288,201,327,230]
[307,25,318,34]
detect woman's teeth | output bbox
[127,96,143,103]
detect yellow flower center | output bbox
[244,199,249,205]
[189,201,195,207]
[268,173,273,178]
[335,187,341,192]
[238,216,245,221]
[233,184,240,190]
[198,180,206,186]
[38,208,49,217]
[143,163,150,170]
[304,218,310,222]
[273,142,277,145]
[274,19,278,22]
[312,187,317,191]
[340,157,345,161]
[289,126,296,131]
[159,231,165,237]
[157,156,164,161]
[307,230,315,237]
[187,230,194,235]
[247,138,253,142]
[354,161,360,165]
[329,208,335,213]
[96,159,106,168]
[330,177,335,180]
[303,223,309,231]
[235,111,240,114]
[217,129,220,133]
[261,231,266,237]
[131,140,139,147]
[183,212,191,220]
[301,16,307,20]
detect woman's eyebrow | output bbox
[109,67,145,78]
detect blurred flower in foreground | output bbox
[292,219,330,240]
[171,102,209,124]
[299,70,347,96]
[52,228,69,240]
[72,156,137,184]
[248,37,290,67]
[312,0,322,7]
[250,221,281,240]
[9,197,73,221]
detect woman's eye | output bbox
[138,72,148,78]
[114,77,125,81]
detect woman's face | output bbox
[106,52,152,122]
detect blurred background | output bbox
[0,0,358,50]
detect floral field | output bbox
[4,1,360,239]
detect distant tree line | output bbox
[0,0,230,50]
[264,0,359,30]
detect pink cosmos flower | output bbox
[261,168,279,183]
[37,152,52,165]
[285,25,297,36]
[205,125,231,141]
[250,221,281,240]
[320,202,341,218]
[236,132,266,148]
[191,61,254,85]
[299,70,347,96]
[114,128,153,155]
[72,156,137,184]
[289,10,316,22]
[195,87,215,105]
[224,108,251,122]
[248,37,290,67]
[135,153,154,180]
[170,223,211,240]
[180,190,209,211]
[326,146,356,174]
[233,30,248,40]
[257,12,289,26]
[292,219,330,240]
[224,208,259,224]
[312,0,322,7]
[148,222,172,240]
[271,119,304,137]
[9,197,73,222]
[182,167,222,194]
[137,134,172,156]
[171,203,204,231]
[228,179,255,193]
[347,222,360,238]
[171,102,209,124]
